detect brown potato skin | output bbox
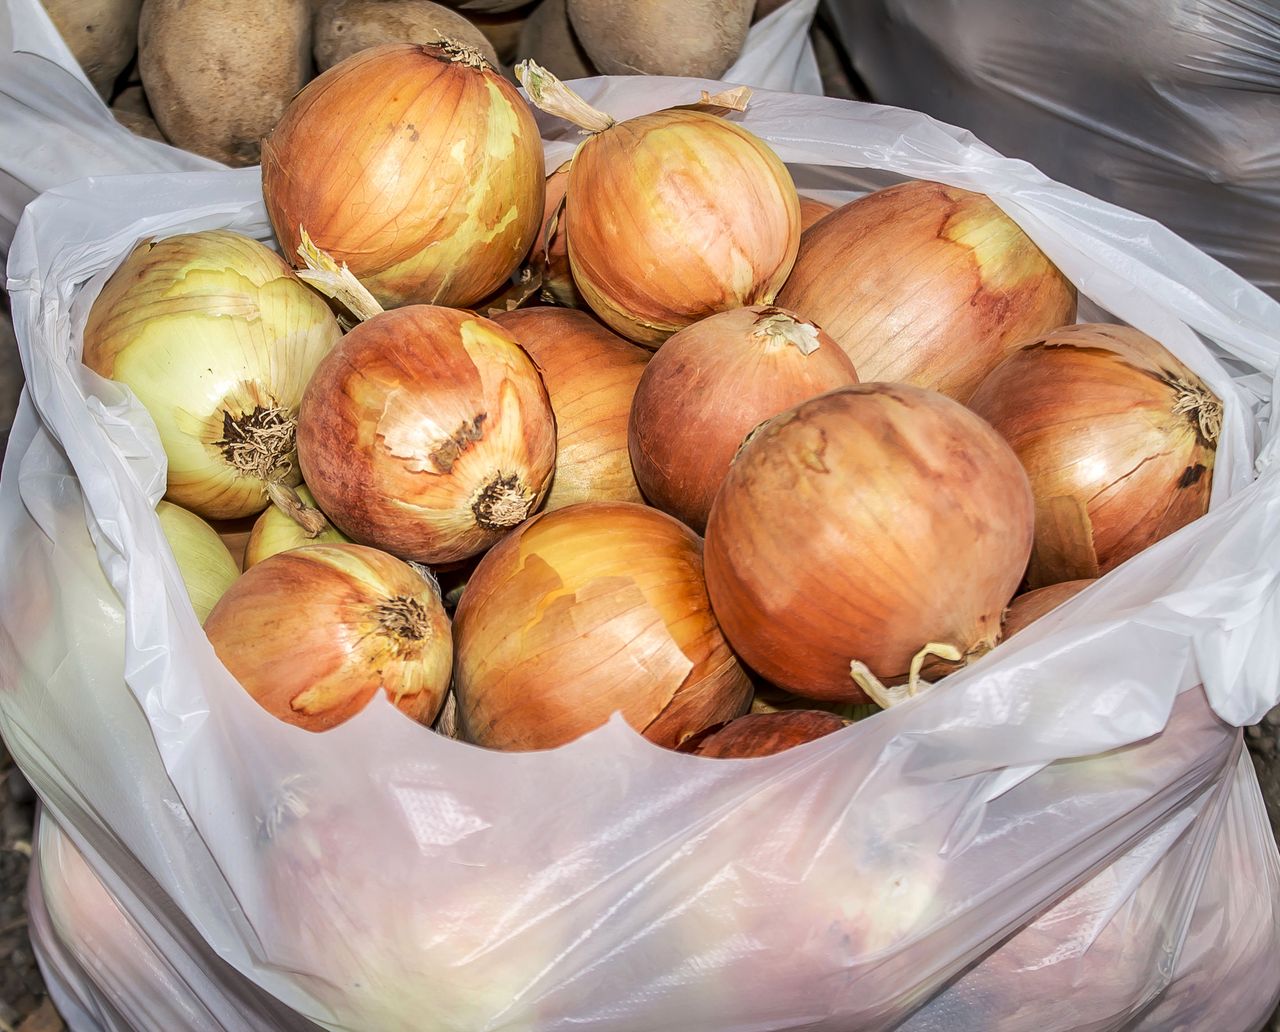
[313,0,498,71]
[517,0,595,79]
[566,0,752,77]
[43,0,141,97]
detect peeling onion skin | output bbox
[566,108,801,347]
[491,307,648,510]
[454,502,752,751]
[261,42,545,310]
[968,324,1220,588]
[678,710,846,758]
[1003,579,1095,640]
[628,304,858,534]
[777,180,1077,401]
[296,305,556,565]
[704,383,1035,701]
[204,543,452,732]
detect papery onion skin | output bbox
[798,196,833,231]
[678,710,846,758]
[245,483,351,568]
[777,180,1077,400]
[532,161,583,308]
[566,107,801,346]
[1003,579,1094,640]
[628,304,858,533]
[704,383,1034,701]
[453,501,752,751]
[297,305,556,564]
[83,230,342,520]
[204,542,451,731]
[261,42,545,310]
[968,323,1221,588]
[492,307,648,509]
[156,501,240,623]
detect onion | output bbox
[261,42,545,310]
[82,231,342,520]
[492,307,647,510]
[678,710,846,758]
[204,543,451,731]
[297,305,556,564]
[777,180,1077,400]
[531,161,583,308]
[628,304,858,533]
[245,484,351,569]
[704,383,1034,702]
[517,63,800,347]
[798,196,833,231]
[156,501,240,623]
[1003,579,1094,640]
[454,501,752,750]
[968,323,1221,587]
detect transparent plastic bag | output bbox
[6,16,1280,1032]
[828,0,1280,300]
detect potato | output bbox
[470,8,530,64]
[42,0,141,97]
[138,0,310,166]
[517,0,594,79]
[113,107,166,142]
[110,82,150,116]
[314,0,499,71]
[443,0,530,11]
[566,0,752,77]
[753,0,789,17]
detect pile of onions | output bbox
[1003,580,1094,640]
[296,305,556,564]
[678,710,846,758]
[261,41,545,310]
[204,543,451,731]
[82,230,342,519]
[453,502,751,750]
[156,501,240,623]
[492,307,648,510]
[968,323,1221,587]
[531,161,583,308]
[777,180,1077,400]
[245,484,350,569]
[704,383,1034,701]
[628,304,858,532]
[517,62,800,347]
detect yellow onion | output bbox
[261,42,545,310]
[531,161,583,308]
[83,231,342,519]
[156,501,240,623]
[678,710,846,758]
[454,501,752,751]
[245,484,351,569]
[492,307,648,509]
[798,196,833,231]
[628,304,858,533]
[517,63,800,347]
[1003,579,1094,640]
[968,324,1221,588]
[297,305,556,564]
[204,543,451,731]
[704,383,1034,701]
[777,180,1077,400]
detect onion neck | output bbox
[1171,378,1223,446]
[473,473,536,530]
[295,228,384,323]
[850,641,965,709]
[516,60,615,135]
[265,480,328,536]
[751,307,821,356]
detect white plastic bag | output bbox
[827,0,1280,301]
[6,14,1280,1032]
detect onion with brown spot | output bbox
[968,323,1221,587]
[453,501,752,751]
[204,543,451,731]
[261,41,545,310]
[777,180,1077,400]
[628,304,858,533]
[492,307,648,510]
[296,306,556,564]
[704,383,1034,701]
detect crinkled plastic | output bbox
[827,0,1280,301]
[6,3,1280,1030]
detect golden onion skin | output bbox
[492,307,648,510]
[261,42,545,310]
[244,483,350,568]
[155,501,240,623]
[777,180,1077,401]
[1003,579,1094,640]
[531,161,583,308]
[205,543,451,732]
[678,709,846,758]
[704,383,1034,701]
[797,196,833,231]
[566,107,801,347]
[296,305,556,565]
[454,501,752,751]
[82,230,342,520]
[968,324,1220,588]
